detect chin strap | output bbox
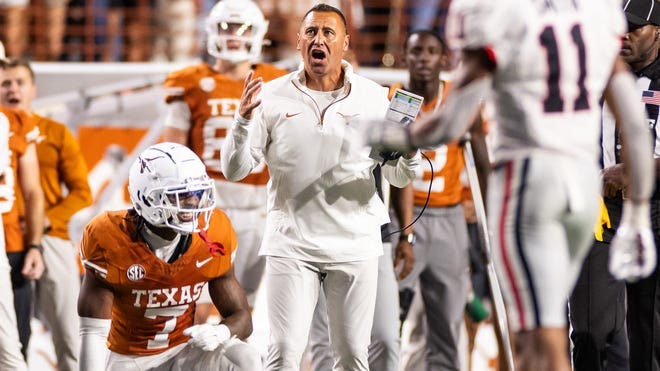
[199,230,226,256]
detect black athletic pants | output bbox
[569,239,629,371]
[626,200,660,371]
[8,250,32,360]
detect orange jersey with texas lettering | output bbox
[80,208,237,356]
[163,63,287,184]
[388,83,464,207]
[1,107,38,253]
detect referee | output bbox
[569,1,660,370]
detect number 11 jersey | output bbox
[447,0,625,163]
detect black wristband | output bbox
[28,244,43,253]
[399,233,416,245]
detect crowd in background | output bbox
[0,0,448,66]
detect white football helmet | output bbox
[128,142,215,234]
[205,0,268,63]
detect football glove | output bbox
[183,323,231,352]
[609,201,656,282]
[360,119,413,154]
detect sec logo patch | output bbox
[127,264,146,282]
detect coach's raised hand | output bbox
[238,70,262,120]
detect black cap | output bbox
[623,0,660,27]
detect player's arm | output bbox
[183,267,253,351]
[78,269,113,370]
[604,56,656,281]
[390,184,415,279]
[18,142,45,280]
[366,49,494,153]
[208,267,252,340]
[468,112,490,198]
[162,72,192,145]
[163,126,189,145]
[604,57,654,204]
[162,99,192,145]
[409,49,494,148]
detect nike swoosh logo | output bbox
[285,112,301,118]
[196,257,213,268]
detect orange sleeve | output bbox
[37,116,92,239]
[163,66,195,104]
[80,213,110,277]
[2,108,35,252]
[205,209,238,277]
[256,64,289,81]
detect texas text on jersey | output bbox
[163,63,286,186]
[80,208,237,355]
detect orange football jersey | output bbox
[163,63,287,185]
[2,107,38,253]
[80,208,237,356]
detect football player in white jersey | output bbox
[366,0,656,370]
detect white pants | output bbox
[223,208,267,307]
[309,243,400,371]
[106,338,262,370]
[488,155,600,332]
[264,256,379,370]
[0,224,27,371]
[35,234,81,371]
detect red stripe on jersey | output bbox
[499,161,526,329]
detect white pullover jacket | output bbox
[222,61,419,262]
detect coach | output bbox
[221,3,419,370]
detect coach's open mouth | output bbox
[310,49,327,63]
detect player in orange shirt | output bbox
[0,58,92,371]
[77,142,260,370]
[163,0,287,320]
[391,30,489,371]
[0,105,34,370]
[0,94,45,360]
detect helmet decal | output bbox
[128,142,216,234]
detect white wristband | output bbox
[79,316,111,371]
